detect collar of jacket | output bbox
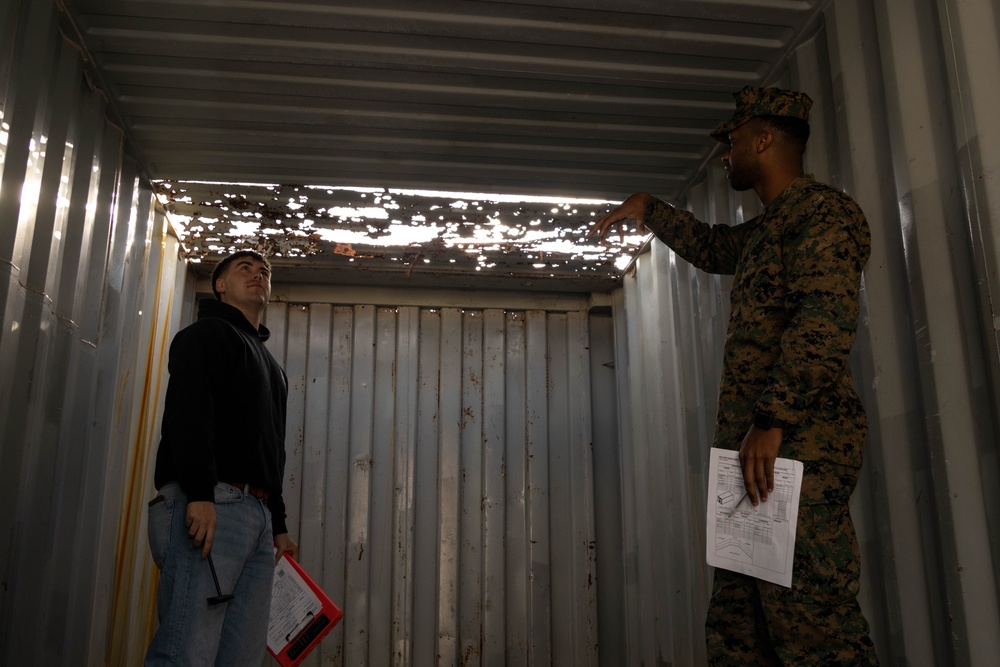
[196,298,271,341]
[764,174,816,214]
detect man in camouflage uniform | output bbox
[589,86,879,665]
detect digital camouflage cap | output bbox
[710,85,813,143]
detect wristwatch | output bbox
[753,410,790,430]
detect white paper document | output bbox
[706,448,803,587]
[267,556,323,652]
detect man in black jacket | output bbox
[145,250,297,666]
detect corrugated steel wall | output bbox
[612,245,726,666]
[0,1,187,664]
[255,291,622,666]
[614,0,1000,665]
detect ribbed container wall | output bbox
[612,183,734,666]
[257,296,620,667]
[0,1,187,664]
[614,0,1000,665]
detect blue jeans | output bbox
[144,483,275,666]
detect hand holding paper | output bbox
[706,448,803,587]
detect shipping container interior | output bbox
[1,1,999,665]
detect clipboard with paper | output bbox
[267,553,344,667]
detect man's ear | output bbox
[215,276,226,296]
[755,130,774,153]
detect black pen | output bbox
[728,492,750,518]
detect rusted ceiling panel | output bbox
[157,180,641,292]
[63,0,825,290]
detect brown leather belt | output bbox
[224,482,269,502]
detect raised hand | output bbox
[587,192,654,244]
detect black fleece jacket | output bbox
[154,298,290,535]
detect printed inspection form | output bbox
[267,556,323,653]
[706,448,803,587]
[266,554,343,667]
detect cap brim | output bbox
[710,110,755,143]
[710,120,736,142]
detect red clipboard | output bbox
[266,554,343,667]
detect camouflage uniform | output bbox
[642,86,879,665]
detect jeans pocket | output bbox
[213,482,242,505]
[147,495,174,570]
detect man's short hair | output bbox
[754,115,811,154]
[211,250,270,300]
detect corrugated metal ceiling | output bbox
[61,0,825,291]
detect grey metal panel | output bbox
[52,0,834,293]
[23,36,78,291]
[557,310,599,665]
[618,261,660,666]
[820,4,923,663]
[302,302,333,577]
[413,306,443,666]
[0,0,56,272]
[83,154,150,662]
[264,297,608,666]
[607,3,1000,666]
[0,3,192,664]
[435,306,462,665]
[60,95,110,326]
[524,309,552,664]
[502,309,530,664]
[64,0,824,199]
[345,303,377,664]
[588,309,627,667]
[370,306,401,666]
[107,204,177,664]
[632,239,706,664]
[932,0,1000,660]
[282,302,310,533]
[480,308,505,667]
[824,0,1000,664]
[458,309,484,665]
[391,305,421,666]
[78,118,126,343]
